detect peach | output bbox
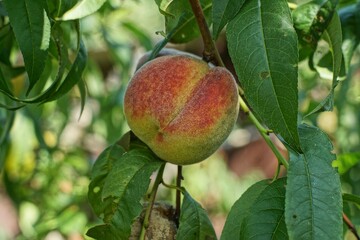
[124,55,239,165]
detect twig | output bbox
[343,212,360,240]
[188,0,224,66]
[139,164,166,240]
[239,95,289,169]
[175,165,183,226]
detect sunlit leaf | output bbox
[212,0,245,40]
[285,124,342,239]
[177,190,217,240]
[221,178,287,240]
[227,0,300,152]
[332,152,360,175]
[3,0,50,93]
[59,0,106,21]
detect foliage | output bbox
[1,0,360,239]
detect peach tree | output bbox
[0,0,360,239]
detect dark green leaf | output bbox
[306,12,343,116]
[227,0,300,152]
[164,0,212,43]
[332,152,360,175]
[0,66,13,97]
[343,193,360,206]
[59,0,106,20]
[292,0,338,48]
[221,178,288,240]
[285,124,342,239]
[77,78,87,119]
[91,144,126,179]
[89,145,164,240]
[177,190,217,240]
[3,0,51,93]
[46,40,87,102]
[212,0,245,40]
[339,4,360,72]
[0,24,13,65]
[86,224,122,240]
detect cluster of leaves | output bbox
[0,0,156,238]
[87,0,360,239]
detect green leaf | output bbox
[306,11,343,116]
[164,0,212,43]
[0,24,14,65]
[285,124,342,240]
[0,66,13,97]
[122,21,153,51]
[177,190,217,240]
[58,0,106,21]
[339,4,360,73]
[343,193,360,206]
[77,78,87,119]
[3,0,50,93]
[212,0,245,40]
[292,0,338,48]
[332,152,360,175]
[226,0,300,152]
[46,40,87,102]
[88,142,164,240]
[87,224,122,240]
[221,178,288,240]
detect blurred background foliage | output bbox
[0,0,359,239]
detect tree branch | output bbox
[188,0,224,66]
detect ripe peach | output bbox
[124,55,239,165]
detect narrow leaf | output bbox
[177,190,217,240]
[343,193,360,206]
[3,0,50,93]
[0,66,13,97]
[59,0,106,21]
[0,24,13,65]
[77,78,87,119]
[292,0,338,48]
[212,0,245,40]
[306,11,343,116]
[221,178,288,240]
[285,124,342,240]
[227,0,300,152]
[46,40,87,102]
[339,4,360,73]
